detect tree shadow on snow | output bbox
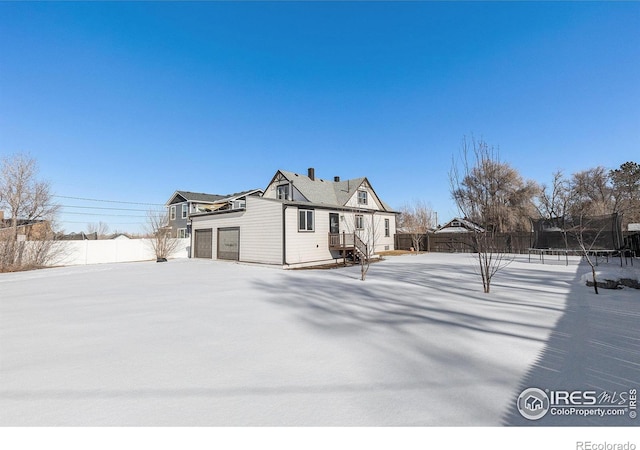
[501,260,640,426]
[255,261,554,343]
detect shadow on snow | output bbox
[502,260,640,426]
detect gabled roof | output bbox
[56,231,98,241]
[167,189,263,206]
[0,218,47,227]
[273,170,392,211]
[435,217,485,233]
[216,189,263,203]
[279,170,361,205]
[166,190,226,206]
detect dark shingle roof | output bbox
[174,191,226,203]
[168,189,263,206]
[279,170,365,206]
[277,170,394,211]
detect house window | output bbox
[170,206,176,221]
[451,220,461,227]
[355,214,364,230]
[385,218,390,237]
[357,190,368,205]
[298,209,314,232]
[177,228,187,239]
[277,184,290,200]
[182,204,188,219]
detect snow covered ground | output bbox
[0,254,637,426]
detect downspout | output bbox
[188,216,193,258]
[282,204,288,267]
[371,210,376,256]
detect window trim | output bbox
[298,209,315,232]
[355,214,364,230]
[384,218,390,237]
[277,184,290,201]
[170,205,176,221]
[182,204,188,219]
[177,228,187,239]
[357,190,368,205]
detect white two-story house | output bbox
[189,168,397,268]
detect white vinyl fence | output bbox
[49,238,190,266]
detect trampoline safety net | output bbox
[531,213,624,250]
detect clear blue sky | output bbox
[1,2,639,233]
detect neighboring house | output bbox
[434,217,485,234]
[110,233,132,240]
[56,232,98,241]
[0,211,52,241]
[190,168,397,268]
[165,190,262,238]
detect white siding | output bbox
[241,198,282,264]
[373,212,397,253]
[338,211,396,254]
[284,208,397,265]
[263,180,307,202]
[190,197,283,265]
[343,181,383,211]
[284,207,334,265]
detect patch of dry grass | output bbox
[377,250,425,257]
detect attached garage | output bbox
[194,229,213,258]
[189,196,283,265]
[217,227,240,261]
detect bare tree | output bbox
[535,170,570,221]
[565,214,618,295]
[339,210,379,281]
[449,137,515,294]
[399,201,434,252]
[87,221,110,239]
[450,136,538,233]
[567,166,614,218]
[144,209,179,261]
[0,153,59,271]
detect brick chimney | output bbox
[334,176,340,182]
[308,167,315,181]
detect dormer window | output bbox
[357,190,368,205]
[277,184,290,200]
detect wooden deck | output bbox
[328,233,369,263]
[328,232,356,250]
